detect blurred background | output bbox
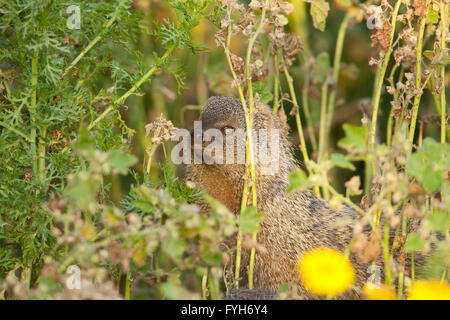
[111,0,444,203]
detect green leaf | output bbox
[427,210,450,232]
[338,124,368,153]
[312,52,330,84]
[306,0,330,32]
[339,63,359,81]
[132,240,147,267]
[421,138,448,164]
[252,82,273,104]
[330,153,356,171]
[432,56,450,66]
[66,172,98,211]
[423,50,434,61]
[164,237,187,261]
[405,233,425,252]
[427,8,439,24]
[335,0,353,8]
[76,125,95,151]
[133,200,154,213]
[203,252,223,265]
[107,150,138,175]
[421,166,443,194]
[406,152,427,178]
[406,138,449,194]
[287,168,309,193]
[239,206,264,234]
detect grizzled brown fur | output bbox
[186,96,402,299]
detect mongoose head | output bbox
[193,96,291,172]
[186,96,295,213]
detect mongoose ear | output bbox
[276,107,290,135]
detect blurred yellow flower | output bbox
[297,247,355,297]
[363,283,396,300]
[408,280,450,300]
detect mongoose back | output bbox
[186,96,394,299]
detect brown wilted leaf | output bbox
[394,46,416,69]
[413,0,427,17]
[370,21,392,51]
[352,231,380,263]
[107,241,131,271]
[229,52,245,75]
[359,195,368,212]
[345,176,363,196]
[40,263,59,282]
[364,232,381,263]
[289,105,299,116]
[408,181,426,197]
[242,236,268,255]
[351,233,368,254]
[404,203,423,218]
[284,33,303,59]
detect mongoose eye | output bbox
[222,126,234,135]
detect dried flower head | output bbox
[145,115,176,145]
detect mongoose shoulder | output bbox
[185,96,403,299]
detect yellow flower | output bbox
[363,283,396,300]
[408,280,450,300]
[297,247,355,297]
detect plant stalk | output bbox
[62,14,118,78]
[245,2,268,290]
[88,45,175,130]
[326,13,352,147]
[369,0,402,151]
[408,1,429,146]
[301,57,317,151]
[439,1,447,144]
[30,56,38,182]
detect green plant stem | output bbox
[282,60,310,165]
[38,127,46,183]
[88,45,175,130]
[124,270,131,300]
[245,2,268,290]
[408,1,429,146]
[202,269,208,300]
[318,79,329,163]
[30,56,38,182]
[282,59,320,197]
[62,14,118,78]
[369,0,402,151]
[207,270,219,300]
[397,210,408,296]
[439,1,447,144]
[273,52,280,114]
[318,78,330,199]
[222,5,260,289]
[145,143,157,176]
[441,267,448,283]
[387,68,403,147]
[326,13,352,146]
[326,182,365,216]
[302,57,317,151]
[383,218,392,285]
[221,41,247,288]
